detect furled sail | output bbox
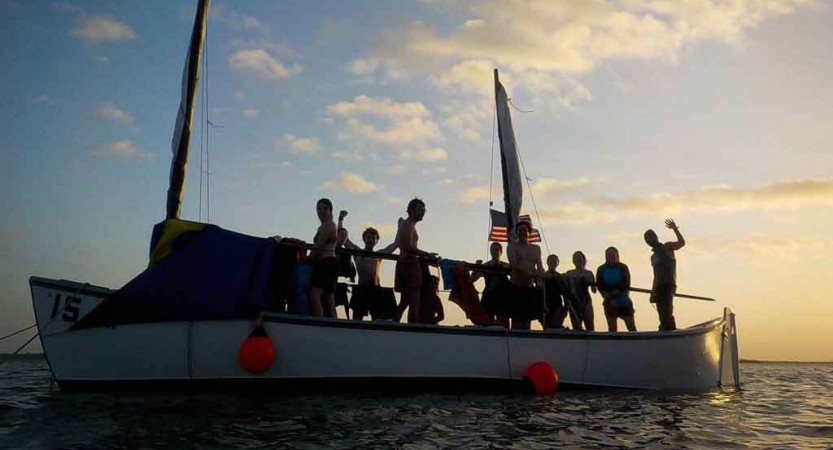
[494,69,523,240]
[166,0,211,220]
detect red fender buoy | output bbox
[523,361,559,396]
[238,325,276,373]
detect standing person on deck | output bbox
[596,247,636,332]
[334,225,357,319]
[543,254,568,329]
[471,242,511,324]
[337,210,398,320]
[391,198,438,323]
[506,221,545,330]
[565,251,596,331]
[308,198,338,317]
[644,219,686,331]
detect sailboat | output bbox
[28,0,740,391]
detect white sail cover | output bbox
[495,73,523,238]
[166,0,210,219]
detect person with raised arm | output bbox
[596,247,636,332]
[337,210,397,320]
[390,198,438,323]
[644,219,686,331]
[307,198,338,317]
[506,221,544,330]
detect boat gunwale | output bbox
[30,276,724,341]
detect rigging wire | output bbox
[198,33,206,222]
[508,98,534,113]
[486,101,497,257]
[0,332,39,366]
[0,324,36,342]
[204,21,210,224]
[516,140,550,255]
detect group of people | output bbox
[306,197,443,324]
[305,196,686,332]
[473,218,685,332]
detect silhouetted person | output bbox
[596,247,636,332]
[506,222,544,330]
[471,242,510,324]
[308,198,338,317]
[542,254,568,329]
[337,210,397,320]
[565,251,596,331]
[419,275,445,325]
[391,198,438,323]
[644,219,685,331]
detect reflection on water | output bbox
[1,361,831,449]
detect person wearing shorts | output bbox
[308,198,338,317]
[596,246,636,332]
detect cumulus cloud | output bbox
[591,177,833,213]
[228,49,301,81]
[323,172,378,193]
[281,134,321,155]
[460,186,491,205]
[71,15,137,42]
[211,6,270,34]
[537,203,617,226]
[326,95,444,146]
[331,151,365,161]
[99,140,153,161]
[400,147,448,162]
[532,177,595,195]
[351,0,816,106]
[96,102,134,125]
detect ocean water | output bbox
[0,361,831,449]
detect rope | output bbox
[0,332,39,366]
[515,140,550,254]
[486,101,497,257]
[508,98,534,113]
[0,324,36,342]
[204,21,210,224]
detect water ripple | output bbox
[1,361,832,449]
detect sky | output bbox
[1,0,831,362]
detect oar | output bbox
[627,286,715,302]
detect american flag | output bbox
[489,210,541,243]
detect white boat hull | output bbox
[30,276,740,390]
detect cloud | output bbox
[688,234,833,256]
[351,0,816,106]
[99,140,154,161]
[211,6,270,34]
[388,164,407,175]
[96,102,134,125]
[591,177,833,214]
[400,147,448,162]
[30,95,53,104]
[228,49,301,81]
[537,204,617,226]
[326,95,444,147]
[71,15,137,42]
[331,151,365,161]
[243,108,259,118]
[281,134,321,155]
[323,172,378,193]
[460,186,490,205]
[532,177,595,196]
[53,2,82,14]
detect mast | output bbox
[166,0,211,220]
[493,69,523,240]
